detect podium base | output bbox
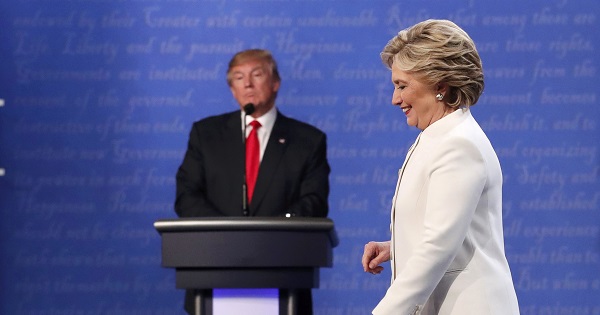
[192,289,298,315]
[213,289,279,315]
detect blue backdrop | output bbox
[1,1,599,314]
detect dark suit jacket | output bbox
[175,109,330,218]
[174,109,330,314]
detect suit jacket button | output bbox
[243,210,249,216]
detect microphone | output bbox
[242,103,255,216]
[243,103,255,116]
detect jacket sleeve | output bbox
[373,136,487,314]
[174,123,222,217]
[286,131,330,217]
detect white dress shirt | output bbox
[241,105,277,161]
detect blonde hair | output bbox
[381,19,484,107]
[226,49,281,86]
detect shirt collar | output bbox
[422,106,470,138]
[240,106,277,133]
[240,105,277,133]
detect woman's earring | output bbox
[436,93,444,101]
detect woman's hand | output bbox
[362,241,391,274]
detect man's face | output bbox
[229,59,280,118]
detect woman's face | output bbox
[390,65,447,130]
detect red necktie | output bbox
[246,120,261,203]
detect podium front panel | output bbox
[162,230,332,268]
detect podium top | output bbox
[154,217,338,246]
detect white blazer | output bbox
[373,108,520,315]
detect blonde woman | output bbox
[362,19,520,315]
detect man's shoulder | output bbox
[277,112,325,137]
[193,110,238,127]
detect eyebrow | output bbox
[232,66,265,76]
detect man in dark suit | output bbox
[175,49,330,314]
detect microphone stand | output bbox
[241,103,255,216]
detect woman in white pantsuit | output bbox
[361,19,520,315]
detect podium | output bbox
[154,217,338,315]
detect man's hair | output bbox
[226,49,281,85]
